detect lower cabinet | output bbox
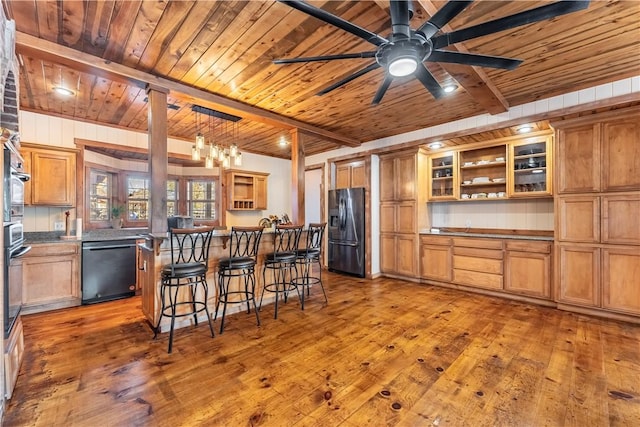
[420,235,452,282]
[4,317,24,400]
[556,244,600,307]
[452,238,504,290]
[504,240,552,299]
[381,233,417,277]
[21,243,80,314]
[602,246,640,315]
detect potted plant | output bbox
[111,205,125,229]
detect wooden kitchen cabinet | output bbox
[380,201,415,234]
[602,246,640,315]
[336,159,366,189]
[509,135,553,197]
[601,115,640,191]
[20,242,80,314]
[452,237,503,290]
[601,193,640,245]
[420,235,452,282]
[555,123,600,194]
[381,233,417,277]
[21,143,77,206]
[556,195,600,243]
[556,244,600,307]
[504,240,552,299]
[380,151,418,201]
[4,317,24,400]
[427,153,456,200]
[225,170,269,210]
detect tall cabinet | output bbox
[553,107,640,319]
[379,149,428,278]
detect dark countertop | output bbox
[419,229,553,241]
[25,228,150,244]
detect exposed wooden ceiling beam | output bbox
[417,0,509,114]
[15,31,361,148]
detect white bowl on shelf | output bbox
[463,180,472,185]
[492,177,505,183]
[463,161,474,166]
[472,176,490,183]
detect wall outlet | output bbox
[465,219,471,228]
[54,221,64,231]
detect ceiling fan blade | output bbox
[274,51,377,64]
[414,64,445,100]
[389,0,412,40]
[432,1,590,49]
[428,50,522,70]
[279,0,388,46]
[317,63,381,96]
[418,1,473,39]
[372,74,394,105]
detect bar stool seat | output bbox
[215,226,263,333]
[154,227,215,353]
[259,224,303,319]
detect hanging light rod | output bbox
[191,105,242,122]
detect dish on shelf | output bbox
[492,177,505,183]
[495,157,505,162]
[472,176,490,183]
[258,217,272,228]
[517,147,544,156]
[463,180,472,185]
[461,194,470,199]
[471,192,487,199]
[463,161,475,166]
[498,192,506,198]
[477,160,490,165]
[488,192,498,198]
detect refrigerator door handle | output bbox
[339,198,346,229]
[329,240,359,247]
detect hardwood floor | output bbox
[4,272,640,426]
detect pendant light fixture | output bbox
[191,105,243,168]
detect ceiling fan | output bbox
[274,0,590,105]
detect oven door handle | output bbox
[11,245,32,258]
[12,171,30,182]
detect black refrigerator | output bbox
[328,188,365,277]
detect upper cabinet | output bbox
[427,131,553,202]
[21,143,77,206]
[555,110,640,194]
[509,135,553,197]
[335,160,366,189]
[225,170,269,211]
[380,151,418,201]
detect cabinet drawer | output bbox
[453,237,503,250]
[28,243,79,257]
[453,269,503,290]
[505,240,552,254]
[453,255,502,274]
[453,247,503,260]
[420,235,452,246]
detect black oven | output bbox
[3,222,30,338]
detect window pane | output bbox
[167,180,178,217]
[127,177,149,220]
[89,170,112,221]
[187,180,216,220]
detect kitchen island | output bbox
[138,229,309,333]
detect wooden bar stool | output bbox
[259,224,303,318]
[215,226,263,333]
[293,223,328,310]
[154,227,215,353]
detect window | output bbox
[126,176,149,221]
[88,169,116,222]
[167,179,178,217]
[187,179,217,221]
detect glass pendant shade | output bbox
[195,133,205,150]
[222,154,231,169]
[209,144,219,159]
[205,156,214,169]
[191,145,201,161]
[230,143,238,157]
[234,152,242,167]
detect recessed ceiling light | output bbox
[53,86,74,96]
[517,124,533,133]
[278,136,288,147]
[428,141,443,149]
[443,84,458,93]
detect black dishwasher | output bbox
[82,240,137,304]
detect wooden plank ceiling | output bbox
[3,1,639,160]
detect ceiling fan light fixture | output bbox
[388,57,418,77]
[53,86,74,96]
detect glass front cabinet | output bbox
[509,135,552,197]
[428,153,456,200]
[426,131,553,202]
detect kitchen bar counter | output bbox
[25,229,149,244]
